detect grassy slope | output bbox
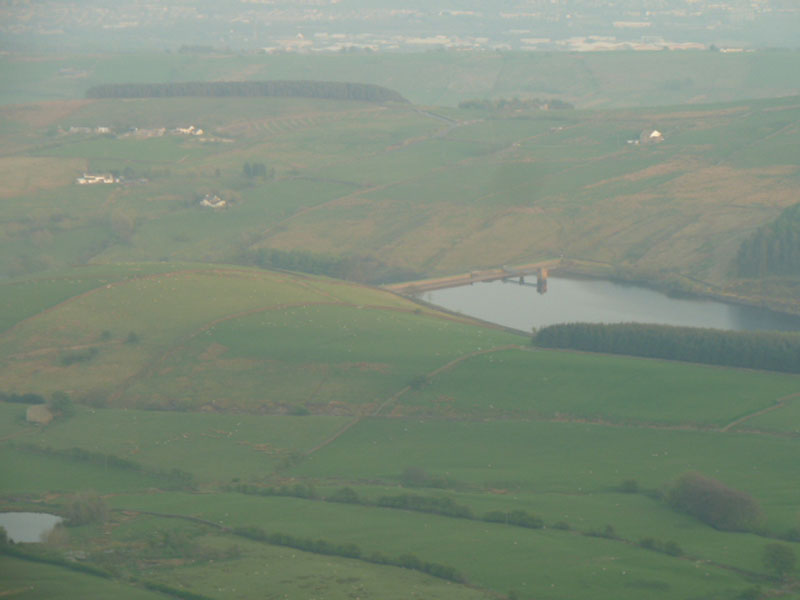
[0,555,166,600]
[1,92,798,309]
[2,264,800,599]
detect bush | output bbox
[59,348,98,366]
[326,487,362,504]
[763,543,796,578]
[50,392,74,418]
[638,537,683,556]
[781,527,800,542]
[378,494,473,519]
[483,510,543,529]
[666,472,761,531]
[64,492,108,526]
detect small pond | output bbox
[0,512,63,543]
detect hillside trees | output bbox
[532,322,800,373]
[666,472,761,531]
[763,543,797,578]
[737,202,800,278]
[242,162,271,178]
[64,492,109,526]
[85,81,408,103]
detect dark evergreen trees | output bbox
[86,81,408,103]
[533,322,800,373]
[737,202,800,278]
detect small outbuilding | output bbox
[26,405,54,425]
[640,128,665,144]
[200,194,227,209]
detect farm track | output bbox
[304,345,531,457]
[720,392,800,432]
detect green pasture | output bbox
[0,263,192,333]
[93,178,360,265]
[120,303,518,411]
[310,137,499,187]
[144,533,491,600]
[110,492,752,600]
[0,445,161,494]
[256,108,442,162]
[390,487,780,573]
[0,264,506,405]
[736,394,800,434]
[37,136,212,164]
[294,417,800,529]
[0,267,333,395]
[2,91,799,290]
[0,555,166,600]
[397,349,800,426]
[1,406,348,483]
[445,114,571,147]
[263,479,798,573]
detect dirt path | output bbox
[720,392,800,432]
[304,345,530,457]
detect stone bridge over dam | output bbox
[385,260,561,295]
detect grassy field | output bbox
[394,349,800,426]
[2,264,799,599]
[0,555,168,600]
[144,534,493,600]
[3,47,800,597]
[2,88,799,309]
[107,492,765,600]
[0,263,514,405]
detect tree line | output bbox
[0,391,46,404]
[232,525,464,583]
[533,322,800,373]
[458,97,574,110]
[228,483,544,530]
[242,247,421,285]
[13,443,194,489]
[0,540,214,600]
[242,162,272,178]
[737,202,800,278]
[85,81,409,104]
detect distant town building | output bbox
[640,129,665,144]
[76,173,118,185]
[173,125,204,136]
[200,194,227,209]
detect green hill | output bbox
[2,263,799,600]
[2,92,799,310]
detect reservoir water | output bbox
[0,512,63,543]
[422,277,800,333]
